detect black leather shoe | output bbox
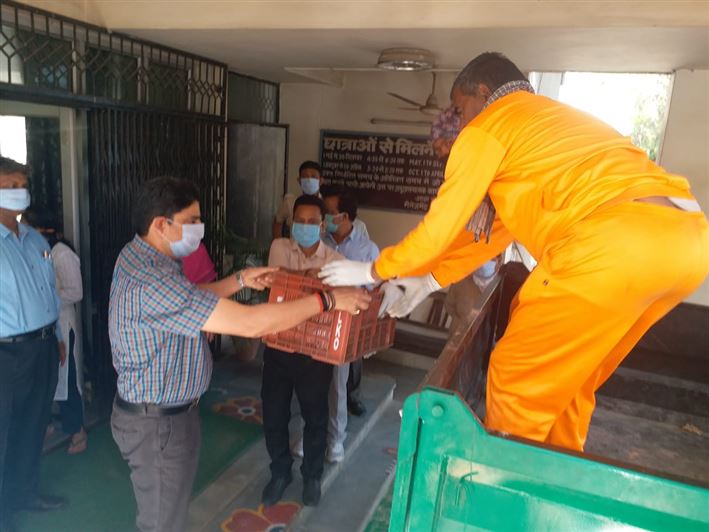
[20,494,67,512]
[347,398,366,417]
[302,478,321,506]
[261,474,292,507]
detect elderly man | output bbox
[0,157,66,532]
[431,105,498,338]
[321,52,709,452]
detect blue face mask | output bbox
[324,214,340,234]
[164,221,204,258]
[477,260,497,279]
[291,222,321,248]
[0,188,31,212]
[300,177,320,196]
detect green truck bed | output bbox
[389,388,709,531]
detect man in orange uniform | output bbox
[320,52,709,452]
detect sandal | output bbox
[67,428,88,454]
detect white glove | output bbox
[378,282,404,318]
[318,260,375,286]
[386,273,441,318]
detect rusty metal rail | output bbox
[419,277,501,410]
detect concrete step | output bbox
[587,395,709,484]
[595,394,709,433]
[393,320,447,359]
[290,402,402,532]
[622,346,709,384]
[375,347,435,372]
[598,366,709,418]
[188,372,396,531]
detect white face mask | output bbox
[0,188,31,212]
[164,220,205,258]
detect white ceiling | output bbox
[123,27,709,82]
[19,1,709,82]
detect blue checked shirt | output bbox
[109,235,219,404]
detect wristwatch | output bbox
[236,270,245,290]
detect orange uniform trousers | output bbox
[485,200,709,451]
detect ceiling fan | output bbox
[387,72,442,116]
[284,48,457,87]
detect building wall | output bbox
[280,71,457,248]
[659,69,709,306]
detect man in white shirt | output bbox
[262,195,344,508]
[272,160,369,240]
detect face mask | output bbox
[473,260,497,290]
[0,188,31,212]
[164,220,204,258]
[300,177,320,196]
[291,222,321,248]
[324,214,340,234]
[477,260,497,279]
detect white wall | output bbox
[280,71,457,248]
[659,69,709,306]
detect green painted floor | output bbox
[364,488,393,532]
[16,404,262,532]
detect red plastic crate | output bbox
[263,271,396,365]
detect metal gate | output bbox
[1,1,227,410]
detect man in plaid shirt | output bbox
[109,177,370,532]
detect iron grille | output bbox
[1,1,225,116]
[25,116,63,228]
[228,72,279,123]
[1,1,228,409]
[87,108,225,405]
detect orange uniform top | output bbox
[374,91,695,286]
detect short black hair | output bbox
[320,185,357,221]
[293,194,325,219]
[132,176,200,236]
[298,160,321,176]
[23,209,72,250]
[0,156,28,176]
[23,209,58,231]
[451,52,527,97]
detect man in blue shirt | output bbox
[0,157,67,531]
[320,186,399,462]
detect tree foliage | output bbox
[631,76,671,161]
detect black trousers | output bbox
[347,359,363,401]
[261,346,332,481]
[0,335,58,520]
[57,330,84,435]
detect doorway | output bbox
[0,100,82,250]
[227,122,288,244]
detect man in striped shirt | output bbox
[109,177,370,532]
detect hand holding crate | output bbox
[263,271,396,365]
